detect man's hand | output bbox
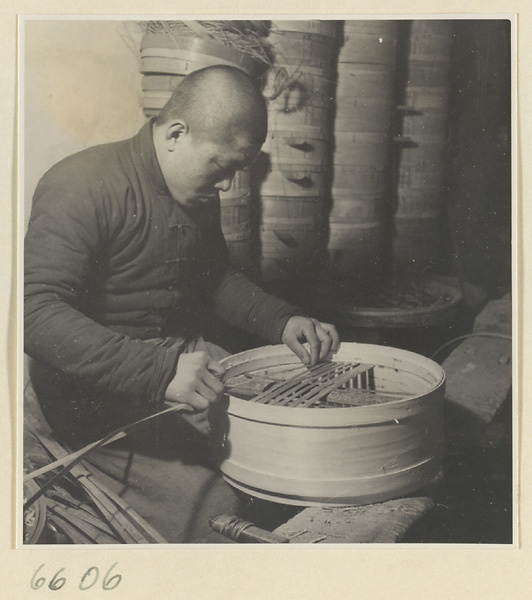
[165,351,225,411]
[281,316,341,366]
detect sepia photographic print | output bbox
[19,13,515,558]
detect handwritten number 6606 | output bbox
[31,563,122,591]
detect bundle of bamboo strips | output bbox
[24,410,167,544]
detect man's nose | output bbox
[214,177,233,192]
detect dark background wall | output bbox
[446,20,512,298]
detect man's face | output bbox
[166,133,261,207]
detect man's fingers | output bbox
[281,316,341,367]
[182,391,209,412]
[309,340,320,366]
[196,380,219,404]
[207,358,225,377]
[299,321,321,366]
[286,336,311,365]
[313,322,333,360]
[325,324,341,352]
[203,371,225,397]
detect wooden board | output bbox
[444,294,512,429]
[274,497,434,543]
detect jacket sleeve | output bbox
[24,169,180,405]
[197,198,301,343]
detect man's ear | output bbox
[165,120,189,150]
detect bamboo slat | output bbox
[25,416,168,544]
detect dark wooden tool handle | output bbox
[209,514,290,543]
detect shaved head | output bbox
[155,65,268,146]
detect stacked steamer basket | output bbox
[393,20,453,271]
[259,20,338,282]
[329,20,396,276]
[139,21,268,274]
[216,342,445,506]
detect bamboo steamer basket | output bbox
[260,221,325,254]
[219,194,250,232]
[394,215,443,239]
[260,226,326,280]
[328,220,387,272]
[334,97,393,133]
[260,167,326,197]
[330,191,388,220]
[402,110,448,137]
[271,20,338,39]
[219,169,253,270]
[336,64,394,98]
[223,234,254,273]
[140,34,264,77]
[410,20,453,36]
[328,217,386,235]
[261,196,325,221]
[140,51,254,78]
[219,168,251,198]
[338,30,395,65]
[142,73,184,91]
[343,20,394,35]
[143,108,163,118]
[408,33,453,62]
[404,86,450,111]
[264,65,332,111]
[142,90,172,111]
[398,166,445,190]
[260,221,324,252]
[262,131,329,169]
[267,99,331,133]
[399,137,447,168]
[268,30,335,71]
[332,166,388,194]
[395,189,444,219]
[140,55,201,76]
[333,131,392,169]
[216,343,444,506]
[405,62,450,87]
[308,276,463,331]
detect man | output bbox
[24,65,339,542]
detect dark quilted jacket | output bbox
[24,121,297,444]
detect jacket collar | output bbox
[133,119,169,196]
[132,119,200,227]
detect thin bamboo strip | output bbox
[271,362,367,407]
[296,364,375,408]
[25,419,167,544]
[270,365,352,406]
[47,490,117,537]
[86,475,168,544]
[48,512,96,544]
[47,485,106,518]
[26,428,141,543]
[73,474,146,544]
[25,404,188,482]
[247,362,339,404]
[46,501,120,544]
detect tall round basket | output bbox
[215,342,445,507]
